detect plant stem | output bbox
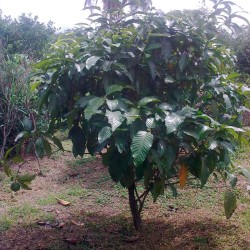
[128,183,142,231]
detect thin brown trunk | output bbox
[128,183,142,231]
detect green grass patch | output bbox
[37,186,87,205]
[0,203,55,231]
[66,156,96,169]
[0,217,12,231]
[66,186,87,197]
[241,208,250,230]
[95,191,112,205]
[9,204,41,220]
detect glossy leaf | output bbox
[165,113,183,134]
[105,84,124,96]
[106,110,125,131]
[86,56,101,70]
[77,95,95,108]
[84,97,105,120]
[98,126,112,144]
[131,131,153,167]
[138,97,160,107]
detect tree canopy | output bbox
[0,11,56,59]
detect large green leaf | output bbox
[125,108,140,125]
[224,190,237,219]
[17,174,36,183]
[105,84,124,96]
[68,125,86,157]
[86,56,101,70]
[77,95,95,108]
[166,145,178,169]
[35,138,44,159]
[102,147,130,183]
[165,113,184,134]
[49,136,64,151]
[84,97,105,120]
[183,124,212,141]
[114,130,129,153]
[138,97,160,107]
[152,178,165,202]
[43,139,52,157]
[200,157,211,187]
[22,117,33,132]
[106,99,128,112]
[98,126,112,144]
[223,94,232,109]
[146,117,156,129]
[131,131,154,167]
[239,167,250,182]
[106,110,125,131]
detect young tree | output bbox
[4,1,250,230]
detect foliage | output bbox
[84,0,152,12]
[232,26,250,75]
[0,50,34,159]
[3,0,250,230]
[0,10,56,59]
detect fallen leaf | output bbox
[71,220,84,227]
[68,172,80,177]
[64,238,79,245]
[56,222,65,228]
[122,235,140,243]
[55,197,71,206]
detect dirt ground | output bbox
[0,147,249,250]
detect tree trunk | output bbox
[128,183,142,231]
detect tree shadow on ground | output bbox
[0,209,248,250]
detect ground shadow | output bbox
[0,209,248,250]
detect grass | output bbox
[66,156,96,170]
[37,186,88,205]
[0,137,249,249]
[0,203,55,231]
[0,218,12,231]
[95,191,112,205]
[66,185,87,197]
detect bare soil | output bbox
[0,149,249,250]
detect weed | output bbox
[66,156,96,170]
[95,192,111,205]
[38,187,87,206]
[194,236,209,244]
[8,204,40,220]
[66,186,87,197]
[37,195,57,205]
[96,174,110,186]
[0,204,55,230]
[114,184,127,198]
[0,217,12,231]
